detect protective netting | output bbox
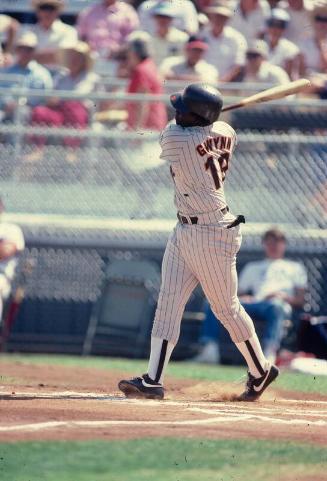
[1,96,326,318]
[0,124,326,227]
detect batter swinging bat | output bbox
[221,78,311,112]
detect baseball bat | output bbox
[221,78,311,112]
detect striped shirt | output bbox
[160,120,236,216]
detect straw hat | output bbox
[62,41,95,71]
[204,1,233,17]
[15,31,38,48]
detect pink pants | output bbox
[31,101,89,148]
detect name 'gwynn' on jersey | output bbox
[159,120,237,216]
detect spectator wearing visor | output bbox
[159,34,219,83]
[25,0,77,72]
[150,2,188,66]
[299,5,327,76]
[262,8,301,79]
[203,2,247,82]
[242,39,290,84]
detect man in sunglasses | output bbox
[242,39,290,85]
[27,0,77,71]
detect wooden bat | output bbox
[221,78,311,112]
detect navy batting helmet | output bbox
[170,83,223,124]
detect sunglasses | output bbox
[16,45,34,51]
[266,20,286,29]
[37,4,58,11]
[315,15,327,23]
[246,52,261,59]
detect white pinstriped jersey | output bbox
[159,120,236,216]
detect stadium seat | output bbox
[82,258,161,358]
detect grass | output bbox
[0,438,326,481]
[1,353,327,395]
[1,354,326,481]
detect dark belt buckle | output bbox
[177,213,198,225]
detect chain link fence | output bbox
[0,100,326,226]
[0,88,326,353]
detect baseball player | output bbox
[118,83,279,402]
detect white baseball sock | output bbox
[235,333,269,378]
[147,336,174,384]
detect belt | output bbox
[177,206,230,225]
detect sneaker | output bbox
[238,364,279,402]
[191,341,220,364]
[118,374,164,400]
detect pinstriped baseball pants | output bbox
[152,222,256,345]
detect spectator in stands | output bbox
[203,3,247,82]
[299,5,327,76]
[26,0,77,72]
[241,39,290,84]
[0,14,20,54]
[159,34,219,83]
[228,0,270,42]
[149,2,189,67]
[193,228,308,364]
[125,32,167,131]
[285,0,314,43]
[28,41,98,160]
[138,0,199,35]
[77,0,139,61]
[0,32,53,122]
[262,8,301,79]
[0,197,25,324]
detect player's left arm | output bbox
[159,123,186,163]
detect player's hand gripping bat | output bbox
[221,78,311,112]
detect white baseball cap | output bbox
[16,31,38,48]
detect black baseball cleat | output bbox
[118,374,164,400]
[238,364,279,402]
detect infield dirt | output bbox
[1,360,326,445]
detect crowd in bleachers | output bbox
[0,0,326,142]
